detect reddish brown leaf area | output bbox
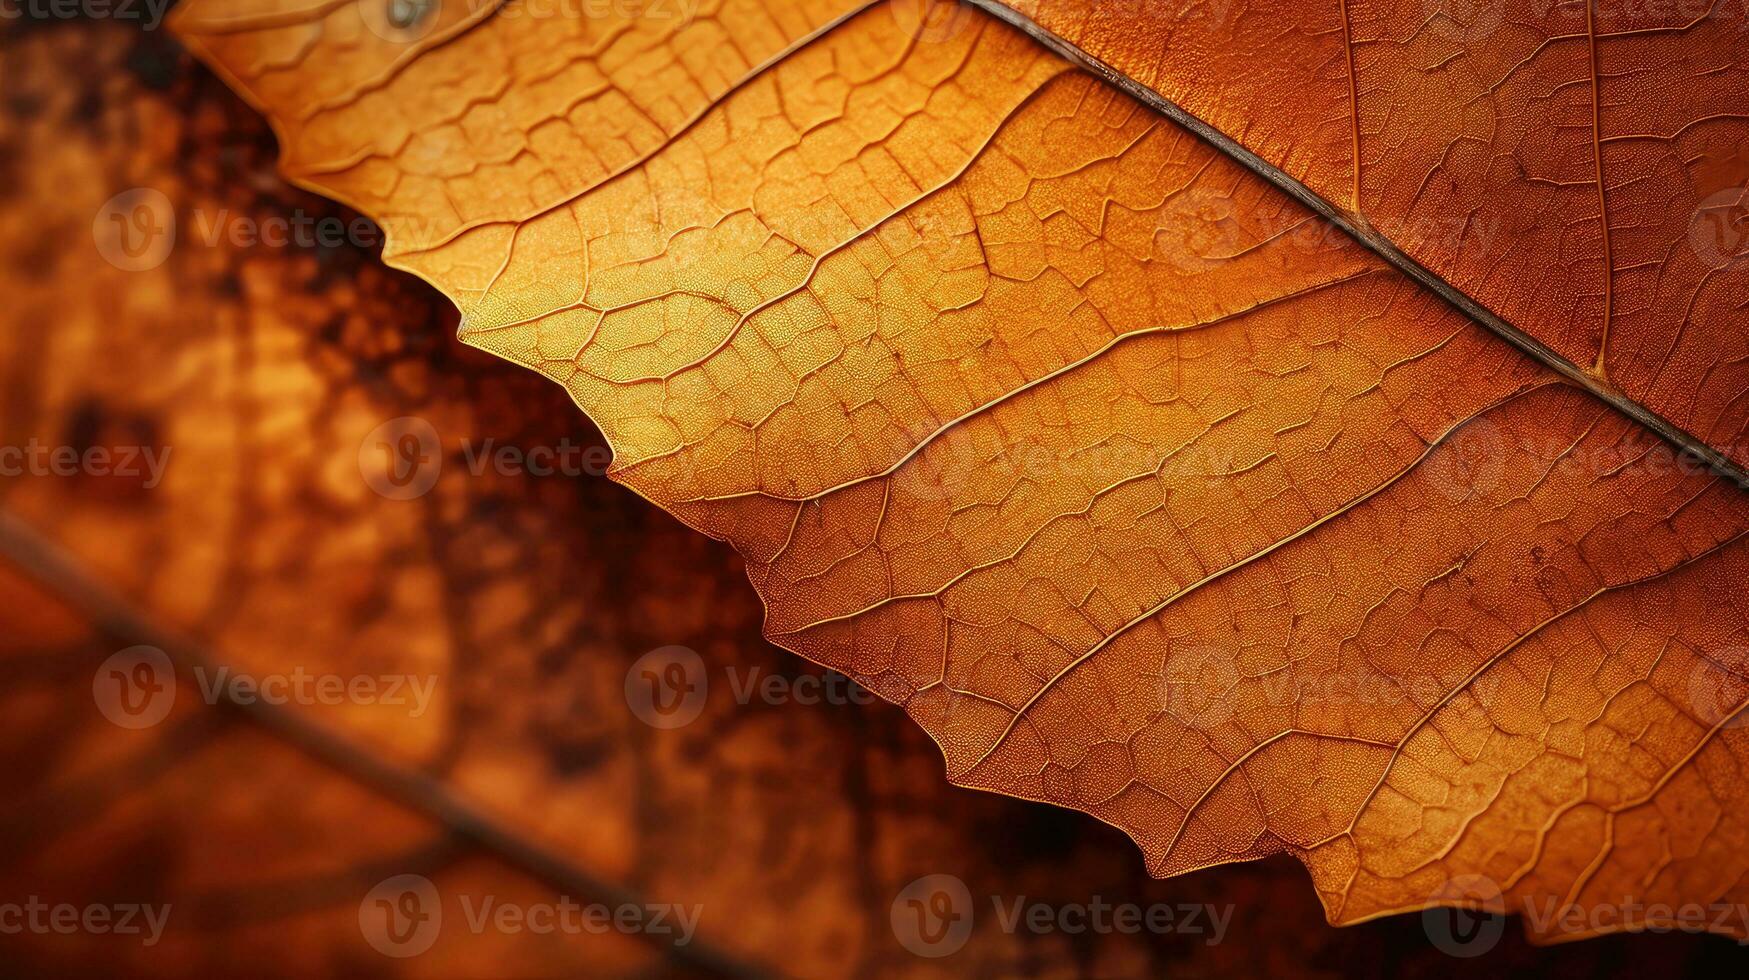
[0,19,1355,977]
[990,0,1749,471]
[161,0,1749,951]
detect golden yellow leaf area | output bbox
[174,0,1749,945]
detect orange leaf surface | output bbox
[169,0,1749,945]
[985,0,1749,473]
[10,26,1369,976]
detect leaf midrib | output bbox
[963,0,1749,492]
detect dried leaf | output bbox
[987,0,1749,471]
[167,0,1749,946]
[4,20,1449,977]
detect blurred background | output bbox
[0,7,1744,977]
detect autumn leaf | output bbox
[166,0,1749,948]
[985,0,1749,473]
[16,20,1579,978]
[7,24,1354,977]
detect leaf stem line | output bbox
[0,509,770,980]
[962,0,1749,491]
